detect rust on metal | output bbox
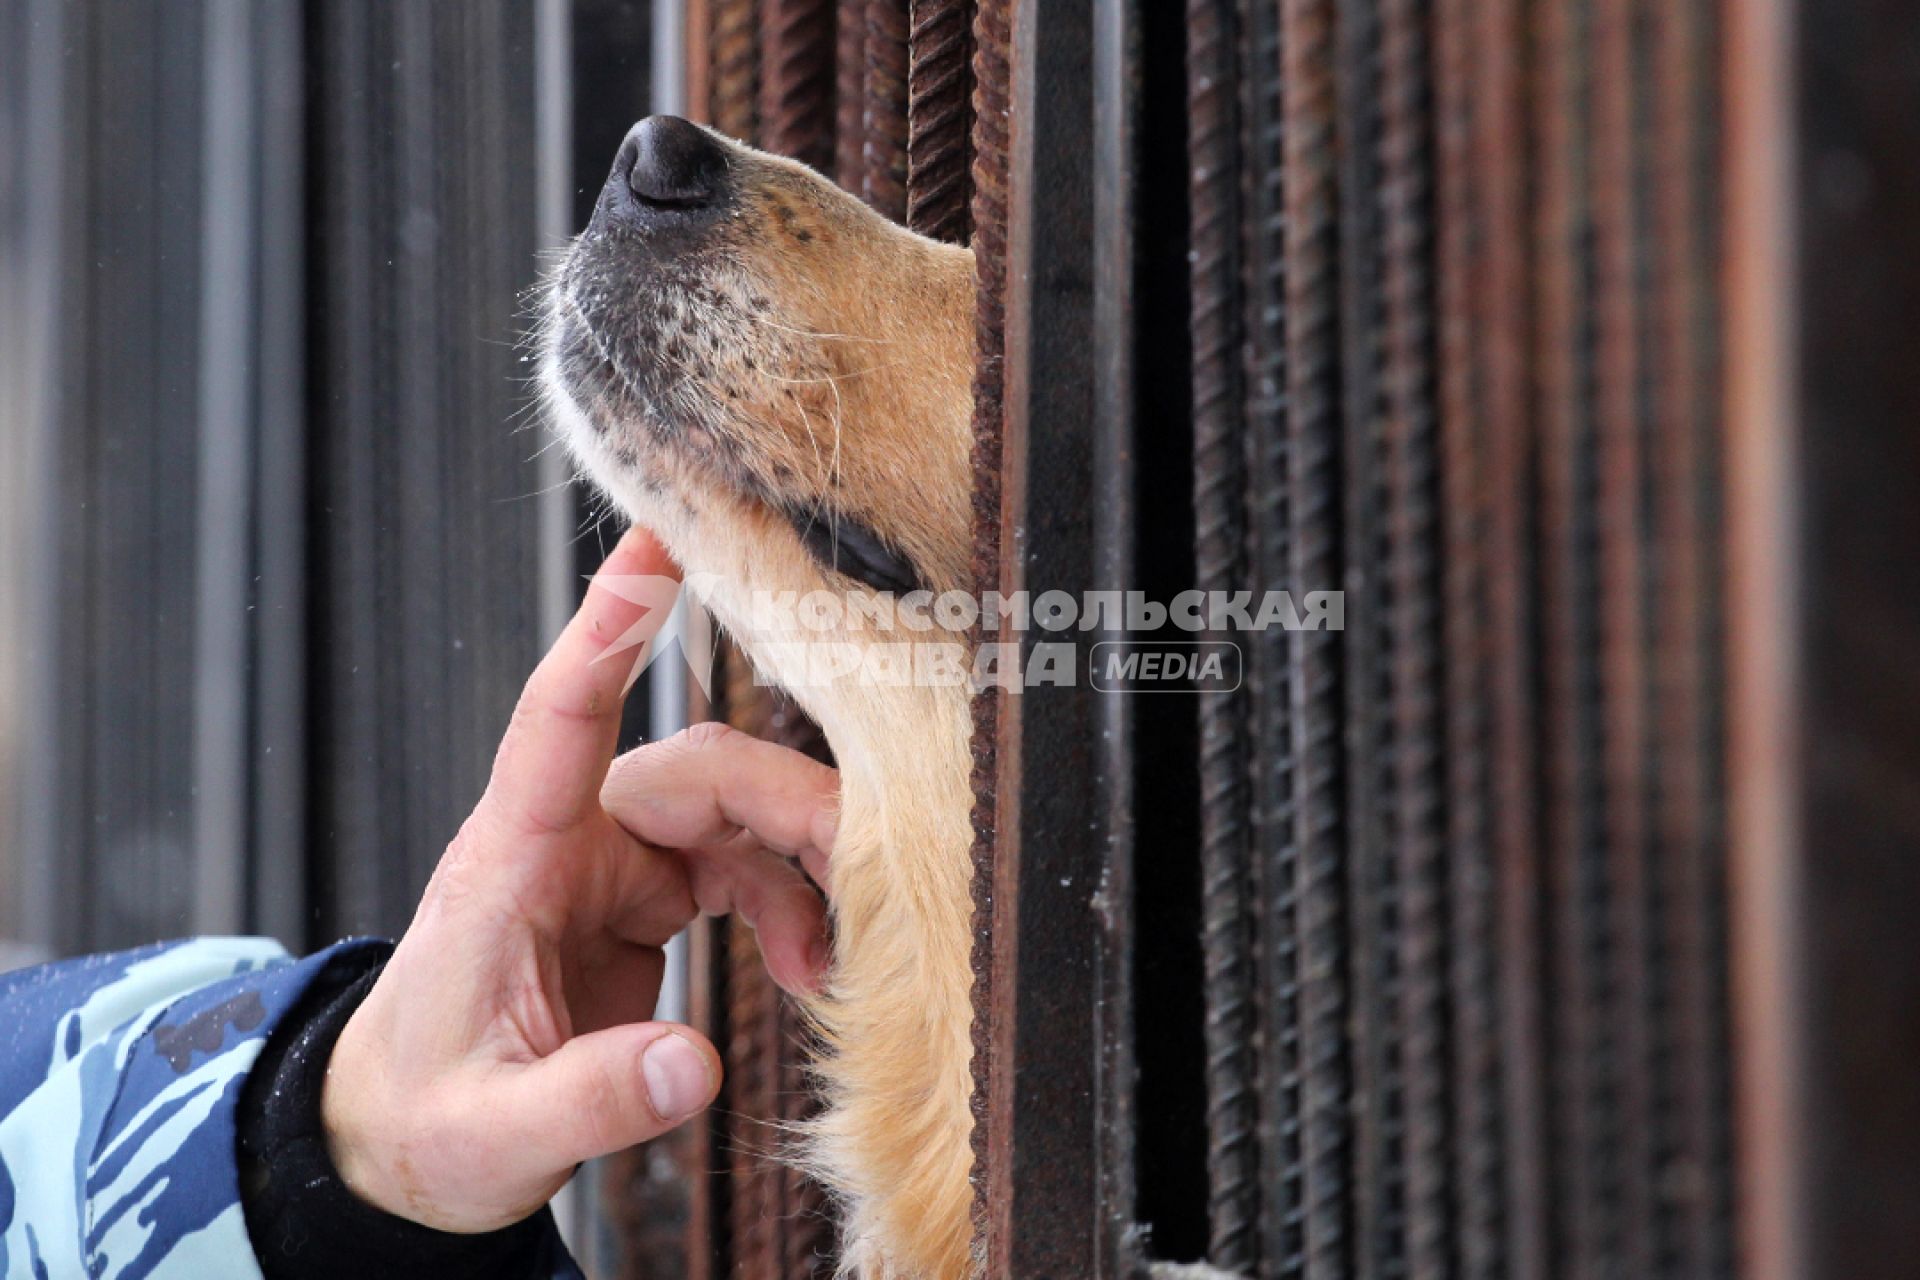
[1530,0,1634,1273]
[1469,0,1551,1274]
[644,1,1763,1275]
[906,0,974,243]
[1186,0,1258,1267]
[690,917,731,1280]
[717,650,835,1279]
[861,0,911,220]
[1589,0,1659,1273]
[1237,0,1306,1269]
[1280,0,1352,1275]
[758,0,836,172]
[777,1039,836,1280]
[1645,0,1736,1272]
[1429,0,1509,1274]
[727,922,784,1280]
[687,0,714,125]
[965,0,1010,1245]
[1376,0,1452,1274]
[835,0,866,189]
[1332,0,1408,1272]
[709,0,759,141]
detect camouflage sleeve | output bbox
[0,937,584,1280]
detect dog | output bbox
[541,116,979,1279]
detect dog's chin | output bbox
[545,279,934,605]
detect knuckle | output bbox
[674,719,741,753]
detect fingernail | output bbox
[642,1033,714,1121]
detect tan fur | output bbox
[542,127,979,1278]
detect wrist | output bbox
[239,948,562,1278]
[318,1007,408,1218]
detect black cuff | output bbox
[237,946,566,1280]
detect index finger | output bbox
[484,527,682,835]
[601,723,840,888]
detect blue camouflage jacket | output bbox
[0,937,581,1280]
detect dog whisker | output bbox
[755,316,896,346]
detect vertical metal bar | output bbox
[1589,0,1659,1271]
[1430,0,1508,1273]
[1091,0,1144,1269]
[1534,0,1635,1273]
[700,6,844,1274]
[1187,0,1259,1267]
[862,0,910,218]
[727,918,784,1280]
[758,0,835,171]
[248,0,310,949]
[718,666,835,1279]
[965,0,1011,1244]
[0,0,73,960]
[778,1025,836,1280]
[835,0,866,188]
[534,0,588,1255]
[906,0,973,243]
[1376,0,1452,1273]
[1472,0,1552,1272]
[1280,0,1353,1274]
[650,0,694,759]
[1333,0,1409,1272]
[536,0,575,646]
[688,0,714,126]
[982,0,1100,1272]
[1238,1,1305,1273]
[307,0,381,936]
[690,918,731,1280]
[93,0,204,949]
[654,0,689,126]
[194,0,258,940]
[1645,1,1735,1273]
[1721,1,1798,1276]
[392,0,448,913]
[708,0,758,140]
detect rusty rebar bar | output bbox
[1646,0,1735,1273]
[965,0,1010,1244]
[1430,0,1510,1273]
[1377,0,1453,1274]
[1188,0,1259,1268]
[1239,0,1306,1270]
[727,922,784,1279]
[861,0,910,219]
[1475,0,1551,1273]
[778,1013,836,1279]
[1280,0,1352,1274]
[834,0,865,187]
[1590,0,1659,1270]
[906,0,974,243]
[1531,0,1630,1272]
[1333,0,1408,1271]
[709,0,759,141]
[758,0,836,171]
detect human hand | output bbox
[320,528,837,1232]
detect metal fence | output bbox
[6,3,1920,1280]
[0,0,642,955]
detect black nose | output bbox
[616,116,728,208]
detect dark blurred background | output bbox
[10,2,1920,1278]
[0,0,658,966]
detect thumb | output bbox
[510,1024,722,1168]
